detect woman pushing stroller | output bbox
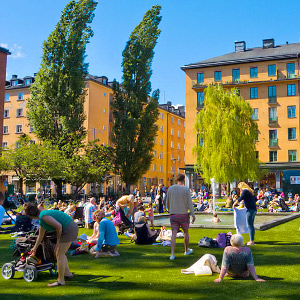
[24,202,78,287]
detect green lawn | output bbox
[0,217,300,300]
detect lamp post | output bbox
[210,178,215,214]
[172,158,177,185]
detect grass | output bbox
[0,217,300,300]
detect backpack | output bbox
[216,232,232,248]
[112,211,122,226]
[198,237,218,248]
[134,223,157,245]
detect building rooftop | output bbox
[182,41,300,70]
[159,102,185,118]
[0,47,11,55]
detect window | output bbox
[269,130,277,146]
[170,166,173,173]
[197,92,204,108]
[177,119,180,125]
[103,109,106,113]
[178,155,180,162]
[171,141,174,148]
[4,94,10,102]
[171,128,174,136]
[197,72,204,84]
[12,81,17,87]
[250,87,258,99]
[160,165,163,172]
[269,107,277,123]
[171,116,174,123]
[232,69,240,82]
[3,126,8,134]
[252,108,258,120]
[104,92,106,97]
[177,143,180,150]
[268,64,276,76]
[287,63,295,78]
[16,108,23,117]
[178,131,180,138]
[154,137,157,144]
[16,125,22,133]
[288,106,296,118]
[171,153,173,160]
[288,128,296,140]
[153,164,156,171]
[159,152,163,159]
[17,93,24,100]
[29,126,34,133]
[184,121,185,127]
[255,151,259,159]
[160,138,163,145]
[269,151,277,162]
[287,84,296,96]
[250,67,258,78]
[256,131,259,142]
[184,133,186,139]
[4,110,9,118]
[268,86,277,97]
[153,150,157,157]
[25,78,31,85]
[160,112,163,119]
[160,125,163,132]
[2,142,8,149]
[214,71,222,81]
[289,150,297,162]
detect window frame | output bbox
[250,87,258,99]
[16,125,23,134]
[232,69,240,82]
[287,84,296,96]
[268,64,276,77]
[250,67,258,78]
[288,150,297,162]
[214,70,222,82]
[252,108,258,120]
[3,126,9,134]
[197,72,204,84]
[288,128,297,140]
[269,151,278,162]
[288,106,296,118]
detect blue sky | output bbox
[1,0,300,106]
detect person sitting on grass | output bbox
[145,202,155,230]
[214,234,265,283]
[93,210,120,258]
[134,205,145,224]
[69,233,90,256]
[87,209,101,246]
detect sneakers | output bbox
[169,255,175,260]
[184,248,193,256]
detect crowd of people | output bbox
[4,178,297,286]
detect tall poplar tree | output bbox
[193,85,261,185]
[27,0,97,198]
[111,5,161,191]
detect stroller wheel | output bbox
[49,265,57,276]
[2,263,15,280]
[23,265,37,282]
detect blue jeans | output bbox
[246,209,257,241]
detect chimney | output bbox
[263,39,275,49]
[235,41,246,52]
[167,101,172,107]
[11,74,17,79]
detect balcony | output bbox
[268,96,277,104]
[287,73,296,79]
[269,138,278,147]
[269,117,278,126]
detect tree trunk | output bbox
[53,179,63,201]
[125,182,130,194]
[19,178,24,195]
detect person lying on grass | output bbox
[214,234,265,283]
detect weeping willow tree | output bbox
[193,84,261,186]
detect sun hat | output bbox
[78,233,88,241]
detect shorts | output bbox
[170,214,190,232]
[60,221,79,243]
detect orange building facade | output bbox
[182,39,300,193]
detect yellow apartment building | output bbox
[3,75,185,195]
[3,74,114,195]
[140,102,185,191]
[182,39,300,194]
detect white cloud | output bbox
[0,43,25,59]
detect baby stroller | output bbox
[1,229,57,282]
[112,207,133,234]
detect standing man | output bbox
[84,197,97,229]
[166,174,195,260]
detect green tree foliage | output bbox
[0,136,64,195]
[64,141,115,199]
[27,0,97,153]
[111,5,161,190]
[193,85,261,184]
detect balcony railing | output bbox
[269,138,278,147]
[287,73,296,79]
[268,96,277,104]
[269,117,277,126]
